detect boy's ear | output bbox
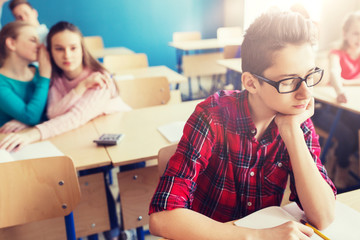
[5,37,16,51]
[242,72,260,94]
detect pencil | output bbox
[300,219,331,240]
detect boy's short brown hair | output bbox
[9,0,33,11]
[241,9,317,76]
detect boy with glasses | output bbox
[149,9,336,240]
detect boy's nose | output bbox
[296,81,311,98]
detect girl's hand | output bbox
[0,128,41,152]
[38,45,52,78]
[336,93,347,103]
[75,72,110,95]
[0,120,29,133]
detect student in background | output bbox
[0,21,50,132]
[329,11,360,102]
[149,10,336,240]
[0,21,131,240]
[0,21,131,150]
[8,0,48,44]
[312,11,360,190]
[0,0,9,29]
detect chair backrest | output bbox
[103,53,149,74]
[217,27,242,42]
[157,143,178,177]
[223,45,241,59]
[172,31,201,42]
[182,52,226,77]
[315,50,330,86]
[83,36,104,53]
[0,156,81,228]
[115,76,170,109]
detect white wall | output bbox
[224,0,244,28]
[239,0,360,50]
[318,0,360,50]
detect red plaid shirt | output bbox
[149,90,336,222]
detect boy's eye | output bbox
[280,79,297,86]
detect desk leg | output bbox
[65,212,76,240]
[187,77,193,100]
[320,109,343,161]
[136,226,145,240]
[175,49,184,90]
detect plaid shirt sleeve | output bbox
[149,99,217,213]
[288,118,337,206]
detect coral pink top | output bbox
[36,68,131,139]
[331,49,360,80]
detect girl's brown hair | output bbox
[46,21,107,78]
[0,21,32,67]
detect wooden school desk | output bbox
[0,121,111,239]
[169,38,243,74]
[113,65,187,86]
[217,58,242,73]
[337,188,360,212]
[313,86,360,160]
[92,99,201,166]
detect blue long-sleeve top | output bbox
[0,66,50,126]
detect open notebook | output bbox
[234,201,360,240]
[157,121,186,143]
[0,141,63,163]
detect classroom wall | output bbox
[318,0,360,51]
[1,0,224,70]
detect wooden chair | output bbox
[173,31,201,42]
[117,166,158,232]
[103,53,149,74]
[182,52,226,99]
[0,156,81,240]
[83,35,104,56]
[315,50,331,86]
[223,45,242,90]
[157,143,178,177]
[116,143,177,240]
[115,76,170,109]
[172,31,202,91]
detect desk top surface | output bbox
[169,38,242,51]
[48,121,109,171]
[90,47,134,59]
[313,86,360,114]
[92,100,202,166]
[113,65,187,84]
[337,189,360,212]
[217,58,242,73]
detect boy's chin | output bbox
[279,108,306,115]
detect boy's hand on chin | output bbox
[275,97,315,130]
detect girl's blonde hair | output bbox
[0,21,32,67]
[341,11,360,50]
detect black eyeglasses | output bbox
[252,67,324,94]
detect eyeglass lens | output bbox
[278,70,322,93]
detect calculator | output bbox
[93,133,124,146]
